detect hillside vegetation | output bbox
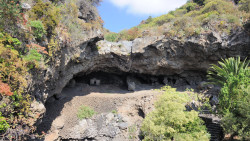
[0,0,102,139]
[105,0,250,42]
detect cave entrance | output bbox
[37,70,206,139]
[70,71,165,93]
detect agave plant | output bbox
[207,57,249,87]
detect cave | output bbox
[37,70,206,138]
[65,70,206,93]
[70,71,167,92]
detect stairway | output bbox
[207,122,223,141]
[199,114,223,141]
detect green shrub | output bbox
[0,0,22,30]
[77,105,96,119]
[220,78,249,140]
[0,113,9,132]
[105,0,247,40]
[207,57,249,87]
[207,57,250,140]
[193,0,206,6]
[23,49,43,62]
[29,0,61,35]
[239,0,250,12]
[153,14,175,26]
[28,20,46,40]
[104,32,119,42]
[183,2,199,12]
[0,33,31,137]
[141,86,210,141]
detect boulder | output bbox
[52,116,65,129]
[21,3,31,10]
[127,82,135,91]
[118,122,128,130]
[210,95,219,106]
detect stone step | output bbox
[207,123,223,141]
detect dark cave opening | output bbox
[72,71,166,90]
[68,69,206,92]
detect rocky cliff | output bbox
[2,0,249,140]
[36,29,249,102]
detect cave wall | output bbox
[42,30,249,101]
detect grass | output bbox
[111,110,118,114]
[77,105,96,120]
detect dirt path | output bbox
[37,83,163,140]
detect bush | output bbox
[207,57,249,87]
[183,2,199,12]
[28,20,46,40]
[23,49,43,62]
[29,0,61,35]
[0,0,22,31]
[141,86,210,141]
[239,0,250,12]
[0,33,32,137]
[207,57,250,140]
[77,105,96,119]
[193,0,206,6]
[0,80,13,96]
[154,14,175,26]
[104,32,119,42]
[220,82,250,140]
[0,113,9,132]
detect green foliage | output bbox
[77,105,96,120]
[152,14,175,26]
[0,113,9,132]
[0,0,22,30]
[113,0,249,41]
[239,0,250,12]
[219,82,250,140]
[29,0,61,35]
[48,36,59,57]
[207,57,250,139]
[145,16,153,24]
[183,2,199,12]
[0,33,32,136]
[60,0,103,40]
[28,20,46,40]
[141,86,210,141]
[23,49,42,62]
[111,110,117,114]
[207,57,249,87]
[128,125,137,140]
[104,32,119,42]
[193,0,206,6]
[23,49,43,69]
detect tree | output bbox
[207,57,249,87]
[207,57,250,140]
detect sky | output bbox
[98,0,187,33]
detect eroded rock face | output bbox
[38,30,249,101]
[31,21,249,139]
